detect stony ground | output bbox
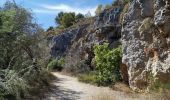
[32,72,169,100]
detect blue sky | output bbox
[0,0,113,29]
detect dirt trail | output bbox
[41,72,164,100]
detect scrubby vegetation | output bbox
[0,1,50,99]
[94,43,122,86]
[78,44,122,86]
[55,12,85,28]
[47,58,65,71]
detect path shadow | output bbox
[39,77,83,100]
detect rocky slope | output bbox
[122,0,170,91]
[50,7,122,72]
[50,0,170,91]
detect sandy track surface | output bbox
[40,72,167,100]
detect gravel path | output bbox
[41,72,166,100]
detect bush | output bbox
[0,70,29,100]
[47,58,65,71]
[122,0,130,4]
[94,43,122,86]
[75,13,85,20]
[0,1,51,99]
[95,5,103,15]
[55,12,85,28]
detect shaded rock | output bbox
[120,63,129,84]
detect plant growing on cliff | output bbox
[55,12,85,28]
[94,43,122,86]
[95,4,103,15]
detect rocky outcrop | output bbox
[122,0,170,91]
[50,24,89,58]
[51,7,122,72]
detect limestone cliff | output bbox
[50,0,170,91]
[50,7,122,72]
[122,0,170,90]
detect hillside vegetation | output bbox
[0,2,51,99]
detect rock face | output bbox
[122,0,170,90]
[50,24,89,58]
[51,7,122,72]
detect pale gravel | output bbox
[42,72,166,100]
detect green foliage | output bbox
[0,1,51,99]
[0,69,29,100]
[47,58,65,71]
[95,4,103,15]
[0,10,16,33]
[75,13,85,20]
[104,4,112,9]
[112,0,123,6]
[55,12,64,25]
[61,12,75,28]
[78,71,97,85]
[122,0,130,4]
[55,12,84,28]
[94,43,122,86]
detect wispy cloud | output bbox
[33,4,97,16]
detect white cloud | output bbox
[33,9,59,14]
[33,4,97,16]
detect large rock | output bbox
[51,7,122,71]
[50,24,89,58]
[122,0,170,91]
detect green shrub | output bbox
[122,0,130,4]
[95,4,103,15]
[55,12,85,28]
[47,58,65,71]
[94,43,122,86]
[0,70,29,100]
[0,1,51,99]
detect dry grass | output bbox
[89,92,116,100]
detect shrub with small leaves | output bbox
[94,43,122,86]
[47,58,65,71]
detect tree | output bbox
[105,4,112,9]
[47,26,54,32]
[55,12,64,25]
[122,0,130,4]
[0,1,50,99]
[61,12,76,28]
[112,0,123,6]
[76,13,84,20]
[55,12,76,28]
[95,4,103,15]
